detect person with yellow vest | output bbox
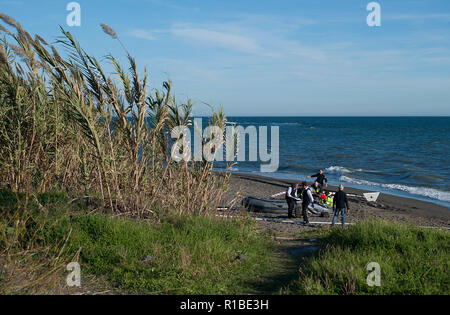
[325,192,334,207]
[311,181,321,199]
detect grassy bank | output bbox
[46,214,275,294]
[0,190,275,294]
[287,221,450,295]
[2,190,449,295]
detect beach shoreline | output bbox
[222,172,450,232]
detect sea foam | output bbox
[340,175,450,203]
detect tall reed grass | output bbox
[0,15,232,219]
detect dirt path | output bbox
[250,234,321,294]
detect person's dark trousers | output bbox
[286,197,296,218]
[302,202,310,223]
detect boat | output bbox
[242,197,333,216]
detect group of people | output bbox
[285,169,350,227]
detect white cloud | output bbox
[130,22,271,56]
[129,29,157,41]
[129,18,325,60]
[127,12,450,115]
[169,26,265,55]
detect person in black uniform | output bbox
[308,170,328,189]
[285,183,300,218]
[301,182,314,224]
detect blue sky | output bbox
[1,0,450,116]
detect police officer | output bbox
[285,183,300,218]
[301,182,314,224]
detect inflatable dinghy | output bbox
[242,197,332,216]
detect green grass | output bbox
[40,213,275,294]
[2,191,449,295]
[288,220,450,295]
[0,190,276,294]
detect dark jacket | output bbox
[302,187,314,205]
[333,190,349,209]
[311,173,328,186]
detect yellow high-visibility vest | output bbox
[326,196,334,207]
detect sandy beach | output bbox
[222,173,450,235]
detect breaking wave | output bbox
[340,175,450,203]
[326,166,382,175]
[326,166,351,174]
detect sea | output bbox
[210,117,450,209]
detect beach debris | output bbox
[142,255,154,265]
[270,192,286,198]
[217,206,239,211]
[363,192,381,202]
[234,254,248,262]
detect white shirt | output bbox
[286,187,299,200]
[304,188,314,203]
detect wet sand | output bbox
[222,173,450,234]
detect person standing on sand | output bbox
[301,182,314,224]
[286,183,300,218]
[308,170,328,189]
[332,185,350,227]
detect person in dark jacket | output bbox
[285,183,300,218]
[301,182,314,224]
[332,185,350,227]
[308,170,328,189]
